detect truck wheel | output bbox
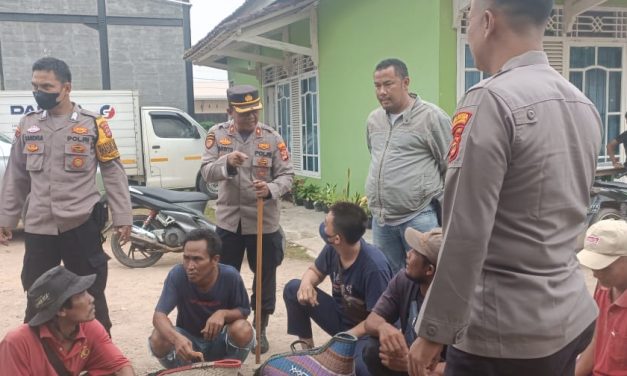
[590,207,623,225]
[197,174,218,200]
[110,215,163,268]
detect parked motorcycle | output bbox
[110,186,215,268]
[587,172,627,226]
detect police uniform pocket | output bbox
[252,157,272,182]
[64,143,90,172]
[23,143,44,171]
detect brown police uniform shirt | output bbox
[415,51,600,358]
[0,104,132,235]
[201,121,294,235]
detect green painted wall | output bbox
[315,0,451,193]
[227,57,259,87]
[603,0,627,6]
[439,0,457,115]
[556,0,627,6]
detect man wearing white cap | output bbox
[575,220,627,376]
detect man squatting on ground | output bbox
[363,227,446,376]
[575,220,627,376]
[0,266,134,375]
[283,202,393,375]
[149,229,254,369]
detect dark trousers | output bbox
[283,279,371,376]
[444,321,595,376]
[363,337,408,376]
[216,226,283,314]
[22,215,111,333]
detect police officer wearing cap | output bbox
[201,84,294,353]
[0,57,132,335]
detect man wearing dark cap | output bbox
[363,228,445,376]
[0,266,134,375]
[201,84,294,353]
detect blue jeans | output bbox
[283,279,372,376]
[372,203,438,274]
[149,326,254,369]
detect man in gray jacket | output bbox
[408,1,599,375]
[366,58,451,273]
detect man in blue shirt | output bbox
[149,229,254,369]
[283,202,393,375]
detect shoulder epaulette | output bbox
[78,108,100,119]
[24,109,43,117]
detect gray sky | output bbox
[189,0,245,80]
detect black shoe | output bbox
[260,327,269,354]
[253,312,271,354]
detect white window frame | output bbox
[456,6,627,165]
[563,40,626,165]
[456,37,490,102]
[262,67,321,178]
[297,71,321,178]
[273,78,293,151]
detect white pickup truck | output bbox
[0,90,215,197]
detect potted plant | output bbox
[314,197,325,212]
[321,183,337,213]
[301,183,319,210]
[356,194,373,229]
[292,178,305,206]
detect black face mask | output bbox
[33,91,60,110]
[319,222,335,245]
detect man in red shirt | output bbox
[575,220,627,376]
[0,266,134,375]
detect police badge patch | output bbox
[13,128,21,143]
[448,111,472,164]
[72,157,85,169]
[278,142,289,161]
[95,117,120,162]
[98,119,112,138]
[205,132,215,149]
[72,126,88,135]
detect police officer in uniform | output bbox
[0,57,132,335]
[407,1,600,375]
[201,85,294,353]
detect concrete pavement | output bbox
[279,202,373,257]
[209,200,373,258]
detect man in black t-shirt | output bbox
[607,112,627,169]
[362,227,446,376]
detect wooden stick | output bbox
[255,197,264,364]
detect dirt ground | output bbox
[0,200,596,375]
[0,231,331,375]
